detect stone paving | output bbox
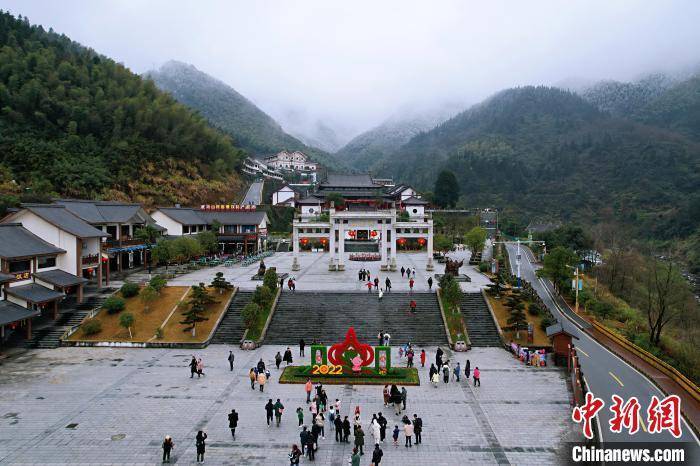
[0,345,578,465]
[168,250,492,293]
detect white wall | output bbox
[273,187,295,206]
[407,205,425,217]
[400,188,417,201]
[12,211,79,276]
[151,211,183,236]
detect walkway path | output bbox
[242,180,264,205]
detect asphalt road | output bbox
[242,180,264,205]
[505,243,699,447]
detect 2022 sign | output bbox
[311,364,344,375]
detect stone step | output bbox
[265,291,447,345]
[461,292,502,347]
[210,290,254,345]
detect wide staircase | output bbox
[30,290,114,349]
[265,291,447,345]
[211,290,254,345]
[461,292,502,347]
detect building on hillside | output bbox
[0,223,91,343]
[152,205,269,254]
[242,157,284,181]
[52,199,163,273]
[271,184,311,207]
[264,150,318,172]
[385,184,417,201]
[3,205,110,286]
[371,178,395,187]
[290,174,432,272]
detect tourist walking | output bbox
[371,444,384,464]
[350,447,361,466]
[300,426,310,456]
[189,356,197,378]
[162,435,174,463]
[354,425,365,455]
[431,371,440,387]
[329,405,335,431]
[378,413,387,442]
[315,412,325,438]
[306,426,316,461]
[442,361,450,383]
[413,414,423,444]
[429,363,437,380]
[342,416,351,443]
[257,358,266,373]
[289,444,302,465]
[393,425,400,445]
[228,351,235,371]
[195,431,207,463]
[305,378,313,403]
[265,399,275,426]
[409,278,414,292]
[473,366,481,386]
[385,277,391,292]
[366,281,373,292]
[374,277,379,290]
[228,409,238,439]
[409,299,417,314]
[274,399,285,427]
[406,348,414,367]
[412,269,416,279]
[275,351,282,369]
[454,362,461,382]
[370,415,381,444]
[436,347,444,369]
[297,407,304,427]
[249,368,256,389]
[427,276,433,290]
[401,386,408,410]
[404,421,414,447]
[359,269,364,281]
[196,358,204,377]
[284,347,293,365]
[390,384,402,415]
[299,338,306,357]
[258,370,267,391]
[382,384,390,407]
[400,266,405,277]
[383,332,391,346]
[465,359,471,379]
[367,271,371,282]
[334,415,343,441]
[420,349,426,367]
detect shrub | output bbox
[120,282,140,298]
[478,262,489,273]
[149,274,167,292]
[527,303,542,316]
[82,319,102,336]
[263,268,278,290]
[241,302,261,328]
[139,285,159,313]
[119,312,135,338]
[252,285,274,310]
[103,296,126,314]
[155,327,163,339]
[540,315,556,331]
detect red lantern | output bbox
[102,257,108,263]
[370,230,378,238]
[87,268,93,274]
[300,238,309,245]
[398,238,406,245]
[320,238,327,245]
[348,230,356,238]
[418,238,426,246]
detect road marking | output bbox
[609,371,624,387]
[577,348,590,358]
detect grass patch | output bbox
[68,286,189,342]
[245,304,271,341]
[437,291,466,342]
[160,287,234,343]
[487,292,550,346]
[279,365,420,385]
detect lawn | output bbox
[69,286,190,342]
[160,287,234,343]
[487,292,550,346]
[279,365,420,385]
[437,290,467,342]
[245,288,280,342]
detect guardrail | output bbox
[591,320,700,403]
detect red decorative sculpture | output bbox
[328,327,375,368]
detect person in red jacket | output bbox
[419,349,426,367]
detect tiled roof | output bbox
[54,199,152,224]
[33,269,89,287]
[19,205,108,238]
[0,300,40,326]
[5,283,64,303]
[156,207,207,225]
[321,174,379,188]
[0,223,66,259]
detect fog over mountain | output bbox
[3,0,698,139]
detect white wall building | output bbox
[264,150,318,172]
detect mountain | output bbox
[335,106,460,171]
[579,73,676,117]
[0,11,245,211]
[635,74,700,142]
[374,85,700,268]
[145,61,339,167]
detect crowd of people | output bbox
[172,344,483,464]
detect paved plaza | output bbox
[167,250,492,292]
[0,345,577,465]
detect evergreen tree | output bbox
[210,271,232,294]
[180,283,214,336]
[433,170,459,208]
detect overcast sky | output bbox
[2,0,699,142]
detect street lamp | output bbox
[492,238,546,288]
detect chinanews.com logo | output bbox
[565,392,698,465]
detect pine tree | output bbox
[180,283,214,336]
[210,272,232,294]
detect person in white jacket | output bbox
[371,418,381,444]
[403,422,414,447]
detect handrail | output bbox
[591,320,700,403]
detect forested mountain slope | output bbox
[0,12,246,209]
[375,86,700,268]
[145,61,339,168]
